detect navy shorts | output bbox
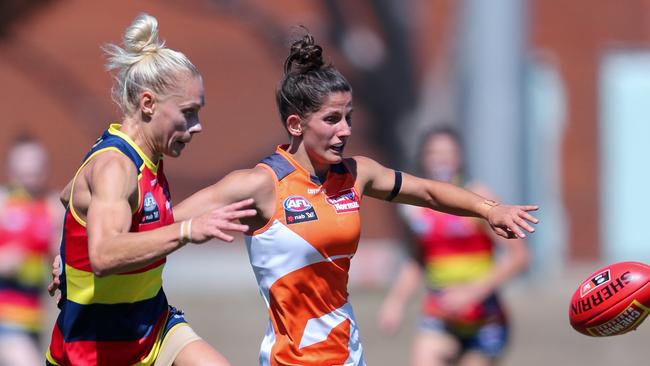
[418,295,509,358]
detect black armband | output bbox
[385,170,402,201]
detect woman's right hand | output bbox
[186,198,257,244]
[47,255,62,306]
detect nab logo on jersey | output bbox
[142,192,161,224]
[284,196,318,224]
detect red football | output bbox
[569,261,650,336]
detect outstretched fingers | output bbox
[489,204,541,239]
[213,231,235,243]
[491,226,512,239]
[222,198,255,212]
[519,209,540,224]
[514,216,535,234]
[205,198,257,242]
[217,222,250,233]
[218,199,257,221]
[505,221,527,239]
[224,209,258,221]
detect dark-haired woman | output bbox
[378,128,529,366]
[176,33,539,366]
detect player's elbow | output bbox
[88,252,114,277]
[90,263,111,277]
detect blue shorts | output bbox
[45,306,189,366]
[163,306,189,338]
[418,295,509,358]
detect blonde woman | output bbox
[45,13,254,366]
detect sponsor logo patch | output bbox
[580,269,611,297]
[327,189,360,214]
[162,186,172,212]
[571,271,631,316]
[284,196,318,224]
[142,192,160,224]
[587,300,650,336]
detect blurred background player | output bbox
[378,127,529,366]
[0,135,62,366]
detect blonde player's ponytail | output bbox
[103,13,200,115]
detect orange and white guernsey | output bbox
[246,145,366,366]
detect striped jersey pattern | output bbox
[0,187,54,335]
[47,124,174,366]
[400,205,504,326]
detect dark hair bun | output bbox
[284,34,324,75]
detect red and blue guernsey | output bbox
[47,124,175,366]
[0,186,54,337]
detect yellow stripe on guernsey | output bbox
[426,252,493,287]
[65,263,164,305]
[16,253,47,286]
[133,320,166,366]
[45,350,59,366]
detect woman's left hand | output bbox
[486,204,539,239]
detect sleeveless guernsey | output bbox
[0,186,54,336]
[401,205,505,328]
[246,145,366,366]
[47,124,174,366]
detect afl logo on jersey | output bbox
[283,196,318,224]
[284,196,312,212]
[142,192,160,224]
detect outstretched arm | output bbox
[173,166,276,227]
[84,153,256,276]
[354,156,539,239]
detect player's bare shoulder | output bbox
[347,155,376,167]
[86,150,138,190]
[213,166,276,210]
[346,155,373,175]
[223,166,275,196]
[248,165,277,188]
[74,150,140,214]
[346,155,390,189]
